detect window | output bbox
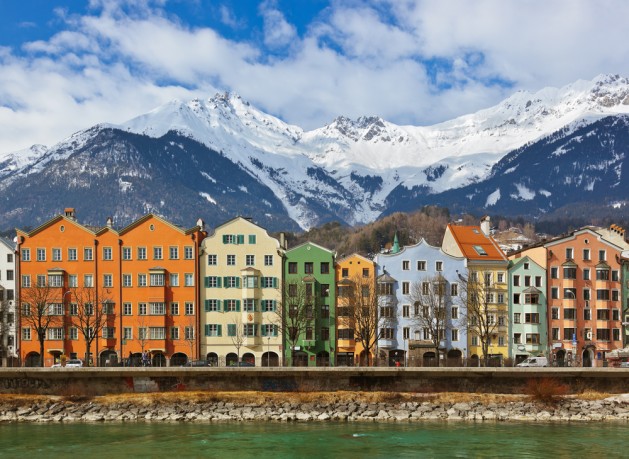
[612,270,619,282]
[244,299,256,312]
[551,308,559,320]
[288,262,297,274]
[435,261,443,271]
[170,327,179,340]
[498,336,506,347]
[320,284,330,297]
[123,327,133,340]
[227,324,237,337]
[204,299,220,312]
[450,283,458,296]
[380,306,394,318]
[304,262,313,274]
[524,313,540,324]
[402,327,410,340]
[563,267,576,279]
[597,309,610,320]
[513,313,520,324]
[402,260,410,271]
[583,268,590,281]
[184,246,193,259]
[246,255,255,266]
[261,276,277,288]
[584,309,591,321]
[551,328,559,340]
[449,306,458,320]
[84,274,94,288]
[321,304,330,319]
[224,276,239,288]
[137,247,147,260]
[139,303,147,315]
[122,247,132,260]
[48,328,63,340]
[564,288,576,299]
[36,248,46,261]
[263,300,276,312]
[598,250,606,261]
[564,308,576,320]
[402,282,410,295]
[596,289,610,301]
[103,247,113,260]
[513,275,521,287]
[596,268,610,281]
[21,275,31,288]
[227,254,236,266]
[613,328,621,341]
[102,327,115,339]
[149,327,166,340]
[138,328,147,340]
[150,273,165,286]
[149,302,165,315]
[170,273,179,287]
[184,273,194,286]
[169,246,179,260]
[264,255,273,266]
[526,334,540,344]
[471,336,478,346]
[612,290,619,301]
[596,328,610,341]
[513,333,522,344]
[103,274,113,288]
[248,234,256,244]
[22,327,31,341]
[48,274,63,287]
[224,300,240,312]
[244,324,257,337]
[550,267,558,279]
[69,327,78,340]
[153,247,162,260]
[451,329,459,342]
[321,327,330,341]
[402,305,410,318]
[524,293,539,304]
[612,309,620,321]
[421,282,429,295]
[565,248,574,259]
[417,260,426,271]
[497,272,505,283]
[513,293,520,304]
[138,274,147,287]
[205,276,221,288]
[67,274,77,288]
[583,249,590,260]
[185,302,194,316]
[52,248,62,261]
[205,324,221,337]
[123,303,132,315]
[21,248,31,261]
[84,247,93,261]
[550,287,559,300]
[208,254,217,265]
[320,262,330,274]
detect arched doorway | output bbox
[25,352,41,367]
[316,351,329,367]
[207,352,219,367]
[359,350,372,366]
[128,352,142,367]
[170,352,188,367]
[446,349,462,367]
[100,350,118,367]
[388,349,405,367]
[469,354,480,367]
[261,352,279,367]
[423,351,437,367]
[582,348,594,367]
[555,350,566,367]
[151,352,166,367]
[226,352,238,366]
[293,351,308,367]
[242,353,255,366]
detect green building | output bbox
[283,242,336,366]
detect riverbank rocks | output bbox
[0,395,628,424]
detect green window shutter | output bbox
[204,324,210,336]
[272,300,277,312]
[228,324,236,336]
[273,277,278,288]
[223,276,229,288]
[222,235,228,244]
[236,300,241,312]
[204,299,210,312]
[217,277,222,288]
[236,277,241,288]
[218,325,222,337]
[273,325,278,337]
[249,234,256,244]
[261,325,267,337]
[237,234,244,245]
[204,276,209,288]
[253,300,257,312]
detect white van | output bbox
[516,357,548,367]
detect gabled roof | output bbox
[286,241,336,256]
[17,214,99,238]
[0,237,15,252]
[118,213,200,236]
[336,253,374,265]
[446,224,507,262]
[509,255,544,271]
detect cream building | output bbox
[200,217,285,366]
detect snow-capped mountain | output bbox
[1,74,629,232]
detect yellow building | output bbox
[335,254,376,366]
[442,216,509,365]
[200,217,285,366]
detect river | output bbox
[1,421,627,458]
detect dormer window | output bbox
[473,245,487,256]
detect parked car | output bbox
[51,359,84,368]
[516,357,548,367]
[620,361,629,368]
[183,360,210,367]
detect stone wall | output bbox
[1,367,628,396]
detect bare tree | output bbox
[459,269,504,367]
[19,282,62,367]
[184,313,197,362]
[408,275,451,366]
[337,274,383,366]
[0,297,10,367]
[229,313,245,365]
[273,280,316,367]
[68,286,115,366]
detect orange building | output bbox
[335,254,376,366]
[17,208,205,367]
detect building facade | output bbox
[200,217,284,366]
[284,242,336,366]
[508,256,548,364]
[0,237,18,366]
[374,239,467,367]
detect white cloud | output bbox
[1,0,629,154]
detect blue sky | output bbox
[1,0,628,153]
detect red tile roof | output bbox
[447,224,507,261]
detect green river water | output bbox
[0,421,627,458]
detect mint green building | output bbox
[284,242,336,366]
[508,256,548,364]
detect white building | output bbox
[0,237,17,366]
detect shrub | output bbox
[524,378,569,405]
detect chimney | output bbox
[279,232,286,250]
[196,218,205,231]
[480,215,491,236]
[106,217,113,228]
[64,208,76,221]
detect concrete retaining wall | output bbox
[1,367,628,396]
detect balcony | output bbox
[378,338,397,349]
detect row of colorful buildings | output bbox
[0,208,627,367]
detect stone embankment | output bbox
[1,393,628,423]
